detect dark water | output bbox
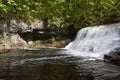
[0,49,120,80]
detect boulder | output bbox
[3,20,29,49]
[104,47,120,65]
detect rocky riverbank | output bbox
[0,19,71,50]
[0,36,71,50]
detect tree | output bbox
[0,0,120,29]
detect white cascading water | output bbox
[65,23,120,58]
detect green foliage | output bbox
[51,37,56,44]
[0,0,120,29]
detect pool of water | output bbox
[0,48,120,80]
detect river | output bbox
[0,23,120,80]
[0,49,120,80]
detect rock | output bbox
[31,19,44,30]
[0,49,10,54]
[3,34,28,49]
[3,20,44,34]
[87,71,95,80]
[18,20,32,33]
[3,20,29,49]
[104,47,120,65]
[2,19,69,49]
[3,20,31,34]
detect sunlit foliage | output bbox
[0,0,120,29]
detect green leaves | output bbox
[7,0,17,6]
[0,3,7,14]
[57,0,65,3]
[0,0,119,29]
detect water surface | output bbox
[0,49,120,80]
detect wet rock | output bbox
[87,71,95,80]
[104,47,120,65]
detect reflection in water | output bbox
[0,49,120,80]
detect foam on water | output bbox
[65,23,120,58]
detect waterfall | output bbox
[65,23,120,58]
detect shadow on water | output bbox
[0,49,120,80]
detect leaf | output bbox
[89,2,94,6]
[17,7,22,11]
[3,8,7,14]
[57,0,65,3]
[0,3,6,8]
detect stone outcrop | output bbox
[2,19,66,49]
[18,20,58,42]
[104,47,120,65]
[3,20,29,49]
[3,19,43,49]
